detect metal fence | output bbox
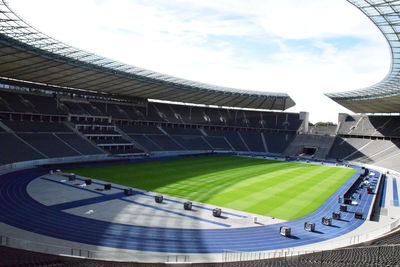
[1,217,399,264]
[0,234,190,263]
[223,244,400,266]
[223,218,400,263]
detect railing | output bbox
[0,234,191,263]
[223,217,400,262]
[1,218,399,263]
[224,244,400,265]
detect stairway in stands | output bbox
[284,134,336,159]
[70,116,144,155]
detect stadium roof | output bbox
[0,1,295,110]
[326,0,400,113]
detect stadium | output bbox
[0,0,400,266]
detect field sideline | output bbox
[67,156,355,220]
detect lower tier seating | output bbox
[146,135,185,151]
[18,133,81,158]
[0,133,45,164]
[55,133,104,155]
[205,136,232,150]
[129,134,163,151]
[171,135,211,150]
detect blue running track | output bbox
[379,176,387,208]
[393,178,399,207]
[0,166,379,253]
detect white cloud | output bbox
[9,0,390,123]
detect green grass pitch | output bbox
[67,156,355,220]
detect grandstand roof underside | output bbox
[326,0,400,113]
[0,1,294,111]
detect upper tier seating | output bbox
[117,105,147,121]
[202,107,227,125]
[0,91,36,113]
[63,101,102,116]
[151,103,182,123]
[0,90,305,132]
[63,101,93,115]
[79,102,103,116]
[0,94,13,112]
[338,114,400,137]
[146,103,170,122]
[190,107,210,124]
[21,94,67,115]
[91,102,129,119]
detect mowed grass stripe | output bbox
[176,163,296,199]
[148,160,295,201]
[216,166,342,219]
[286,168,355,219]
[68,156,355,220]
[214,165,329,209]
[261,167,354,219]
[213,164,323,199]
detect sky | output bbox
[10,0,390,123]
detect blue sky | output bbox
[11,0,390,123]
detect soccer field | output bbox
[67,156,355,220]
